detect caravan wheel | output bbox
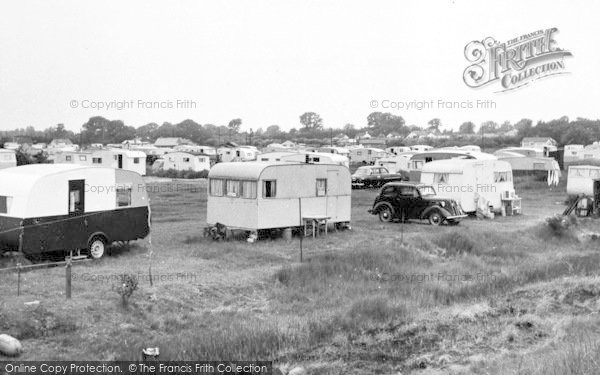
[88,237,107,259]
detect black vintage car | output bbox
[351,166,408,189]
[368,182,467,225]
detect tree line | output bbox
[1,113,599,148]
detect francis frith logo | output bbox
[463,28,572,92]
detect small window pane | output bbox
[241,181,257,199]
[316,179,327,196]
[226,180,240,197]
[263,180,277,198]
[117,188,132,207]
[210,179,224,196]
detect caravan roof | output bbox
[422,158,511,174]
[209,161,347,180]
[412,150,496,160]
[209,162,298,180]
[0,164,107,198]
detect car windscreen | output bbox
[418,186,436,196]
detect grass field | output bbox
[2,175,600,374]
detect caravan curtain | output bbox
[433,173,449,184]
[210,179,224,196]
[226,180,240,197]
[494,171,512,183]
[241,181,257,199]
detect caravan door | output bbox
[68,180,85,215]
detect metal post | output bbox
[16,263,21,296]
[298,197,303,263]
[66,251,72,299]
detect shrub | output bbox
[150,168,209,179]
[545,214,577,238]
[346,296,396,322]
[113,274,139,307]
[432,232,480,256]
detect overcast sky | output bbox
[0,0,598,132]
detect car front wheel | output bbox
[378,205,394,222]
[428,211,445,226]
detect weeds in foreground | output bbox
[114,274,139,308]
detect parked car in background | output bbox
[368,182,466,225]
[351,166,408,189]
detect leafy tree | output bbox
[479,121,499,133]
[515,118,533,137]
[427,118,441,132]
[366,112,406,136]
[81,116,135,144]
[343,123,357,138]
[265,125,281,137]
[499,120,513,132]
[458,121,475,134]
[299,112,323,130]
[136,122,159,140]
[228,118,242,134]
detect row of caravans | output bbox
[53,149,147,175]
[0,161,352,259]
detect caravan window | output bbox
[241,181,257,199]
[494,171,512,182]
[79,155,87,161]
[316,179,327,196]
[92,157,102,164]
[65,155,72,161]
[209,179,225,196]
[226,180,240,197]
[133,158,140,164]
[116,187,132,207]
[183,158,190,162]
[0,196,9,214]
[263,180,277,198]
[433,173,449,184]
